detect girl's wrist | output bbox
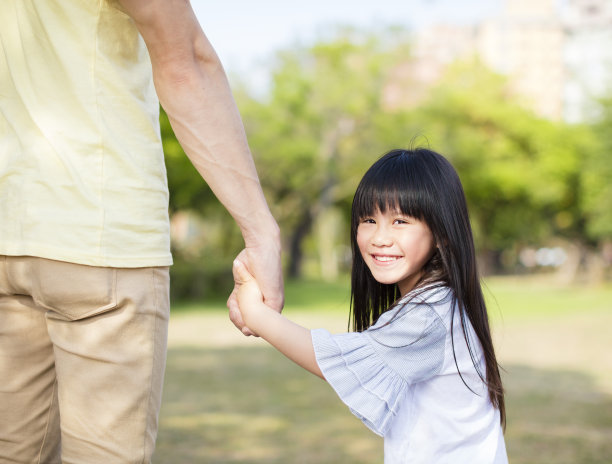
[242,300,273,331]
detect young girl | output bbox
[231,148,508,463]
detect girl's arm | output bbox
[232,260,324,379]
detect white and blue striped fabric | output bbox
[312,288,447,436]
[311,287,508,464]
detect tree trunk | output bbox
[287,117,354,279]
[287,209,313,279]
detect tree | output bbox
[238,28,413,278]
[403,61,590,272]
[581,96,612,242]
[163,29,611,291]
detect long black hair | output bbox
[349,148,505,427]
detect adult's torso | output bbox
[0,0,172,267]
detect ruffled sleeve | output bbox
[311,305,446,436]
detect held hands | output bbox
[227,245,283,336]
[231,256,324,379]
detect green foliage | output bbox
[237,29,415,276]
[580,97,612,241]
[407,60,590,250]
[163,27,611,286]
[241,30,402,205]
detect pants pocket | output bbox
[31,259,118,321]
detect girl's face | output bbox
[357,208,435,296]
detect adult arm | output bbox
[117,0,284,329]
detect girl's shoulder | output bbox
[403,284,454,306]
[396,284,454,317]
[370,284,454,332]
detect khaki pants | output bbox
[0,256,170,464]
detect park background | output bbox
[154,1,612,462]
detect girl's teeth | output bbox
[376,256,397,262]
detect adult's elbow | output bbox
[152,38,223,92]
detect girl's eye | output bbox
[393,218,408,225]
[361,218,375,224]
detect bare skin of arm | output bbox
[232,260,324,379]
[117,0,283,333]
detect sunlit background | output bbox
[194,0,503,91]
[164,0,612,290]
[155,1,612,463]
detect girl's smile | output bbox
[357,209,435,295]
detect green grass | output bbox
[482,275,612,320]
[156,346,382,463]
[157,275,612,463]
[284,277,352,311]
[171,274,612,319]
[169,277,353,314]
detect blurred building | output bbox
[383,23,480,109]
[563,0,612,122]
[478,0,565,119]
[384,0,612,122]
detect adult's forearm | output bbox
[120,0,283,318]
[123,0,276,242]
[154,53,277,243]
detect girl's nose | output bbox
[372,226,392,247]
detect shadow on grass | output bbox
[503,365,612,464]
[155,345,381,463]
[155,347,612,464]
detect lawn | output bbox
[154,276,612,463]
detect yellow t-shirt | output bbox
[0,0,172,267]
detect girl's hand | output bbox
[233,259,262,302]
[230,259,266,332]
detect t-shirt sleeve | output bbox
[311,306,446,436]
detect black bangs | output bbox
[351,149,435,228]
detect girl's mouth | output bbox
[372,255,401,263]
